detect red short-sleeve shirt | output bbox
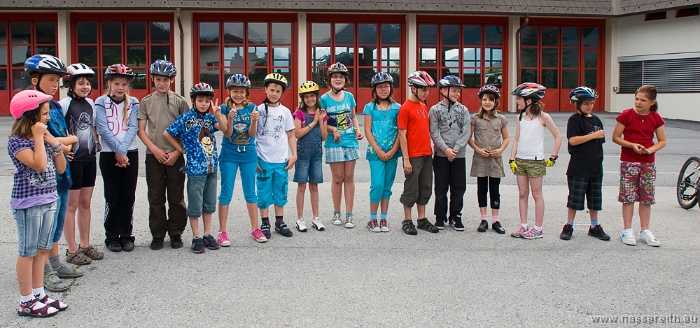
[616,108,665,163]
[398,99,433,158]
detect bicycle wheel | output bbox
[677,156,700,209]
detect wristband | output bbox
[52,150,64,157]
[51,143,63,152]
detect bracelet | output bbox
[52,150,63,157]
[51,143,63,152]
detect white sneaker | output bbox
[312,218,325,231]
[621,229,636,246]
[332,213,343,226]
[296,218,308,232]
[344,214,355,229]
[639,230,660,247]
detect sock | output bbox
[521,223,528,229]
[275,216,284,223]
[481,213,488,221]
[492,215,499,223]
[32,287,45,300]
[44,263,53,275]
[49,255,62,271]
[20,294,34,304]
[369,212,377,221]
[380,212,388,219]
[590,220,599,227]
[534,225,542,232]
[334,211,341,216]
[625,228,634,235]
[346,212,353,217]
[567,221,574,227]
[262,217,270,225]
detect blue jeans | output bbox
[14,202,57,257]
[256,159,288,209]
[294,141,323,184]
[219,161,257,204]
[368,158,398,203]
[186,173,217,218]
[52,188,69,243]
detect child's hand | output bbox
[489,148,502,157]
[251,107,260,122]
[376,149,388,161]
[228,107,237,120]
[33,122,47,138]
[355,129,364,140]
[211,98,219,113]
[332,129,341,142]
[318,109,327,121]
[403,158,413,174]
[632,143,645,154]
[509,160,518,174]
[445,148,457,160]
[285,156,297,170]
[592,129,605,139]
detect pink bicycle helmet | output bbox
[10,90,52,119]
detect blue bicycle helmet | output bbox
[370,72,394,87]
[569,86,599,103]
[150,60,177,78]
[226,74,251,88]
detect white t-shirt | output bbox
[255,103,294,164]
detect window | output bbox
[618,56,700,93]
[645,12,668,21]
[676,7,700,18]
[0,18,57,91]
[73,14,173,96]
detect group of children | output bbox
[9,54,666,317]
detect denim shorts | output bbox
[14,202,57,257]
[294,141,323,184]
[187,173,217,218]
[52,188,69,243]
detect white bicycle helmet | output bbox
[63,63,95,87]
[24,54,67,76]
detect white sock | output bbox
[534,225,542,232]
[20,294,34,304]
[32,287,45,299]
[521,223,528,229]
[625,228,634,235]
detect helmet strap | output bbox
[440,88,454,108]
[331,86,344,94]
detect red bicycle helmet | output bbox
[104,64,134,81]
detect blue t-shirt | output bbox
[321,92,358,149]
[165,109,219,176]
[219,103,257,163]
[46,100,71,191]
[363,101,401,161]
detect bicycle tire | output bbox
[676,156,700,209]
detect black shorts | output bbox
[69,160,97,190]
[566,176,602,211]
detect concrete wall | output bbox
[612,12,700,120]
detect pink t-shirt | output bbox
[293,109,328,127]
[616,108,665,164]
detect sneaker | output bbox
[621,230,636,246]
[251,229,268,243]
[521,228,543,239]
[639,230,660,247]
[312,218,325,231]
[588,225,611,241]
[380,219,390,232]
[17,298,58,317]
[43,272,69,292]
[37,294,68,311]
[203,234,220,250]
[477,220,488,232]
[344,214,355,228]
[261,222,272,239]
[332,213,343,226]
[435,217,446,230]
[560,224,573,240]
[120,239,134,252]
[491,221,506,234]
[367,220,380,232]
[275,222,293,237]
[296,218,308,232]
[170,235,184,249]
[511,225,528,238]
[217,231,231,247]
[150,238,164,250]
[451,216,465,231]
[191,237,205,253]
[417,218,439,233]
[402,220,417,235]
[106,240,122,252]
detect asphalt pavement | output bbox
[0,112,698,327]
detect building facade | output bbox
[1,0,699,120]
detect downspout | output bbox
[515,14,529,84]
[176,8,185,97]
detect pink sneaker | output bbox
[511,225,528,238]
[251,228,268,243]
[521,228,543,239]
[217,231,231,247]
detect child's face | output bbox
[194,95,212,112]
[441,87,461,103]
[634,92,654,112]
[375,82,391,100]
[229,87,247,105]
[153,76,173,94]
[302,93,317,108]
[481,94,495,111]
[38,102,50,124]
[74,77,91,98]
[330,73,346,89]
[108,77,129,99]
[515,96,530,110]
[265,83,283,103]
[34,74,61,96]
[412,86,430,101]
[578,100,595,114]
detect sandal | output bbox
[37,295,68,311]
[65,249,92,265]
[80,245,104,260]
[43,272,70,292]
[55,264,83,279]
[18,298,58,317]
